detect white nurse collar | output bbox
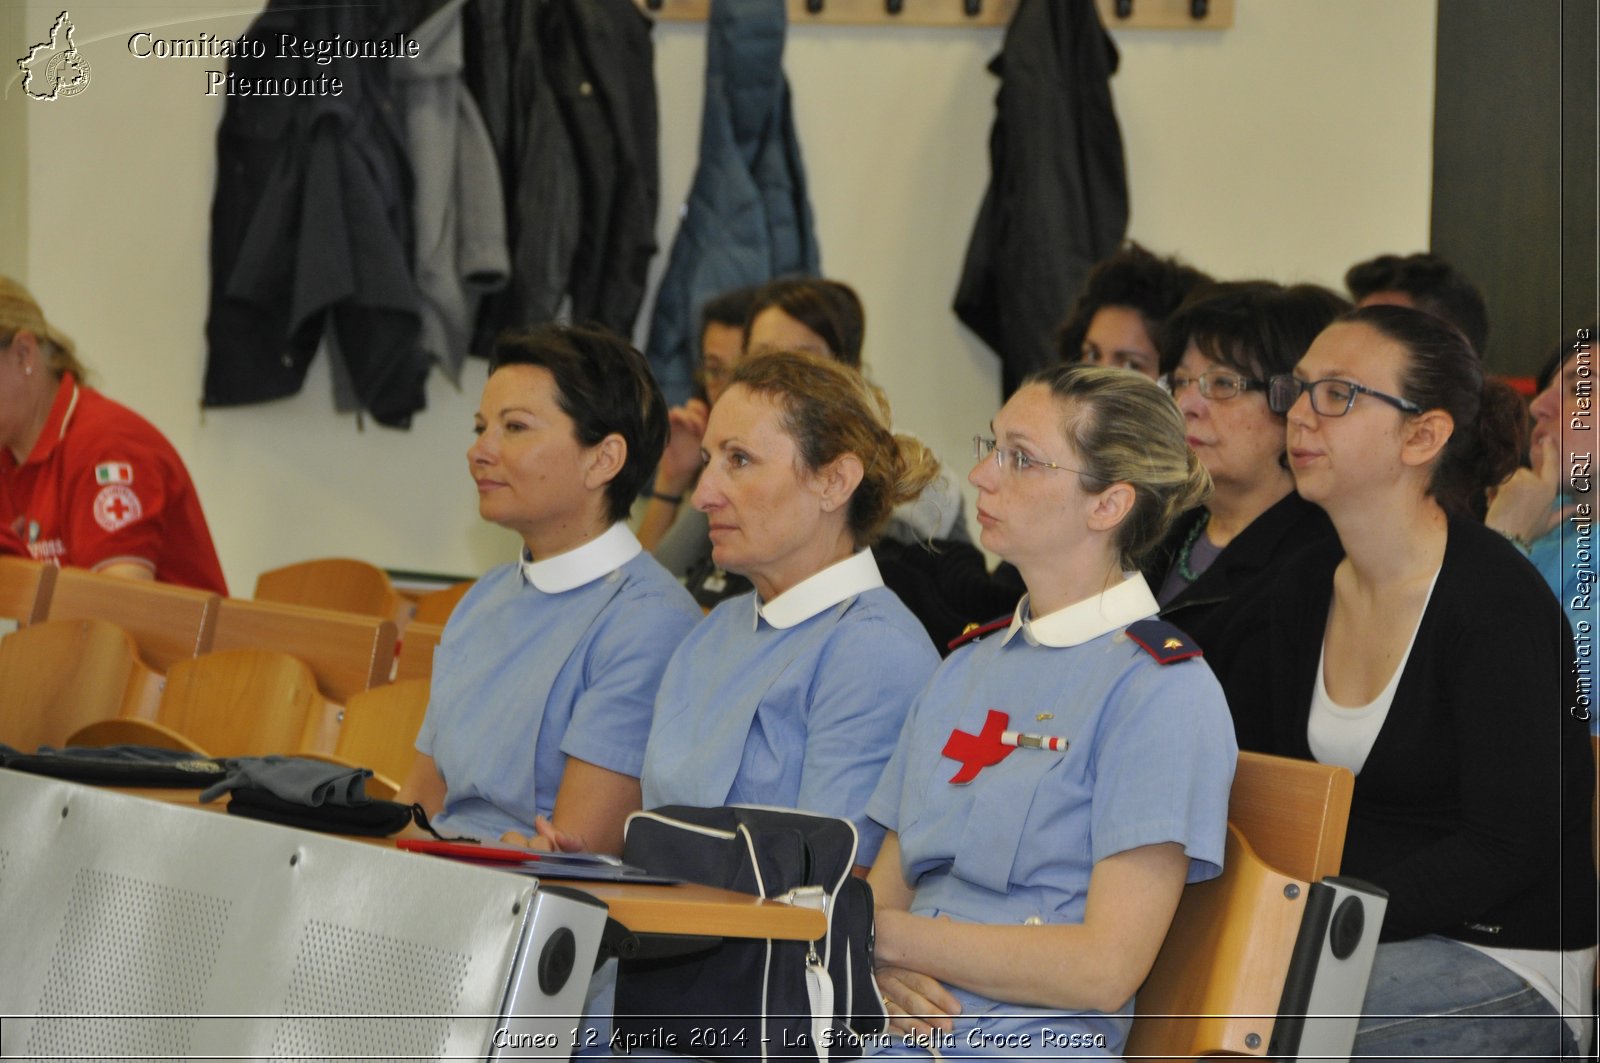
[754,548,884,630]
[1004,572,1160,648]
[521,522,642,593]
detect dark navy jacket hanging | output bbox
[204,1,428,429]
[644,0,819,407]
[465,0,659,351]
[955,0,1128,397]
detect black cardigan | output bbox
[1222,516,1596,949]
[1143,492,1335,658]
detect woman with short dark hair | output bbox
[397,324,701,856]
[1054,243,1212,379]
[1142,281,1346,649]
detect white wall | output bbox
[9,0,1436,592]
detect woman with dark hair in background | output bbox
[654,277,967,612]
[1142,281,1346,650]
[1055,243,1212,379]
[397,324,700,856]
[743,276,866,365]
[1230,306,1595,1058]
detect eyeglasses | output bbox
[973,436,1093,476]
[1166,370,1265,401]
[1267,374,1422,417]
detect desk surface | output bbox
[112,784,826,941]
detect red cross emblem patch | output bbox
[93,485,142,531]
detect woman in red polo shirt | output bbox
[0,277,227,593]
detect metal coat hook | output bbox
[805,0,824,14]
[963,0,982,17]
[1191,0,1209,18]
[645,0,663,8]
[1115,0,1134,18]
[885,0,905,13]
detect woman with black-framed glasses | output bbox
[1224,305,1595,1059]
[1140,281,1347,651]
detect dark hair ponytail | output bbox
[1347,305,1526,518]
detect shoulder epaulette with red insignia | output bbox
[1124,618,1203,665]
[946,615,1011,652]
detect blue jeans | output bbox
[1355,936,1578,1061]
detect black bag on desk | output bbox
[614,805,886,1063]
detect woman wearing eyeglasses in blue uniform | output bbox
[640,350,942,869]
[1223,307,1597,1059]
[865,365,1237,1059]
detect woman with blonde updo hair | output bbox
[865,364,1237,1059]
[638,350,942,871]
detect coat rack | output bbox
[633,0,1233,31]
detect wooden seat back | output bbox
[297,678,430,799]
[0,618,154,750]
[1126,752,1356,1060]
[44,567,218,672]
[211,597,396,703]
[0,557,56,627]
[1226,749,1353,883]
[253,558,402,623]
[394,621,444,683]
[69,648,325,760]
[210,598,396,753]
[411,580,473,627]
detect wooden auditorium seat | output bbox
[209,597,397,753]
[41,567,219,716]
[394,621,444,683]
[253,557,403,623]
[0,557,57,628]
[0,618,155,751]
[410,580,473,627]
[43,567,218,673]
[297,678,430,800]
[1127,752,1383,1062]
[67,648,325,760]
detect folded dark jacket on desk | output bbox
[0,744,228,787]
[0,747,414,836]
[201,756,415,837]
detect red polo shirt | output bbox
[0,375,228,594]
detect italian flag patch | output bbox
[94,462,133,485]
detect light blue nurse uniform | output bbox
[641,549,938,866]
[415,524,701,841]
[866,575,1237,1060]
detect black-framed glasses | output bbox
[973,436,1092,476]
[1166,370,1266,401]
[1267,375,1423,417]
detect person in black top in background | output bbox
[1141,281,1346,651]
[1055,243,1212,380]
[1226,306,1595,1059]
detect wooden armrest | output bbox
[1128,824,1308,1059]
